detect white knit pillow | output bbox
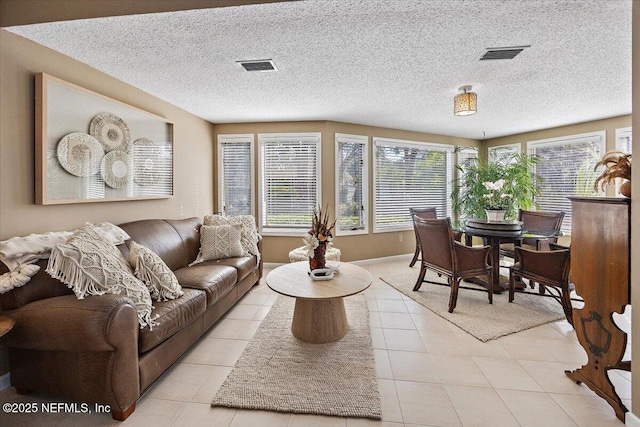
[46,223,155,329]
[197,224,244,262]
[203,214,259,259]
[129,241,183,301]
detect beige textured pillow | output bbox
[46,223,155,329]
[129,241,183,301]
[196,224,244,262]
[204,214,259,259]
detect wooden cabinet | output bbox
[565,197,630,421]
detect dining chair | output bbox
[500,209,565,258]
[508,246,573,326]
[413,217,493,313]
[408,207,437,267]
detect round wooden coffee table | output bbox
[266,261,372,344]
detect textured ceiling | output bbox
[5,0,632,139]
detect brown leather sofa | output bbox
[0,217,262,421]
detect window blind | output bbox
[615,127,632,154]
[259,133,321,232]
[218,135,253,216]
[528,133,604,234]
[489,143,521,164]
[373,138,453,232]
[336,134,368,235]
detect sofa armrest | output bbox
[1,294,139,352]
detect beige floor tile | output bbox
[378,312,417,330]
[428,354,491,388]
[410,312,455,333]
[181,338,235,365]
[496,389,578,427]
[367,297,379,312]
[120,398,187,427]
[206,319,251,339]
[497,335,557,361]
[370,327,387,349]
[517,323,569,340]
[401,298,431,315]
[377,379,403,423]
[224,304,262,320]
[418,330,470,356]
[394,380,461,426]
[383,329,427,352]
[454,333,512,359]
[191,366,233,403]
[445,384,519,427]
[517,359,593,395]
[229,409,291,427]
[218,340,249,366]
[374,349,393,379]
[252,305,273,321]
[172,403,236,427]
[376,299,409,313]
[238,292,270,305]
[288,413,347,426]
[146,363,216,401]
[373,288,404,300]
[346,419,403,427]
[370,310,382,328]
[472,356,544,392]
[387,350,440,383]
[549,393,623,427]
[237,320,262,340]
[607,370,631,400]
[533,338,588,364]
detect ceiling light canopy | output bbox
[454,85,477,116]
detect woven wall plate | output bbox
[56,132,104,177]
[101,150,131,189]
[89,112,131,153]
[132,138,160,186]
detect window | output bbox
[488,143,521,163]
[258,133,321,235]
[528,131,605,234]
[218,134,255,216]
[373,137,453,232]
[456,146,478,169]
[615,127,632,153]
[335,133,368,235]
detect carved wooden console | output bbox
[565,197,630,421]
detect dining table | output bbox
[455,219,560,294]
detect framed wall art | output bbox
[35,73,174,205]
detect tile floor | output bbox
[0,256,631,426]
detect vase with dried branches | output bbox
[302,206,336,271]
[594,151,632,197]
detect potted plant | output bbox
[593,151,631,197]
[452,152,541,220]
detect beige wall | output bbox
[631,0,639,421]
[214,121,479,263]
[0,30,216,239]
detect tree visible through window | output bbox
[373,138,453,232]
[336,133,368,235]
[259,133,321,233]
[528,132,604,234]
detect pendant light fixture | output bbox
[454,85,477,116]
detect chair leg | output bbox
[448,277,460,313]
[413,264,427,291]
[409,244,420,267]
[487,271,493,305]
[509,271,515,303]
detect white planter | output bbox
[485,209,506,222]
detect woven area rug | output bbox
[211,295,381,419]
[380,269,566,342]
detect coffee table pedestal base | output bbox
[291,298,348,344]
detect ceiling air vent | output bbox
[237,59,278,72]
[478,46,530,61]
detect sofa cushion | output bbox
[195,224,244,262]
[139,288,206,353]
[129,241,183,301]
[173,263,238,307]
[213,256,258,282]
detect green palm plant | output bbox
[452,152,542,220]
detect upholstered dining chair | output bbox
[408,207,437,267]
[500,209,565,258]
[413,217,493,313]
[508,246,573,326]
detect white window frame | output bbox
[615,127,632,153]
[488,143,521,163]
[335,133,369,236]
[527,131,606,234]
[217,134,255,216]
[258,132,322,236]
[372,137,454,233]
